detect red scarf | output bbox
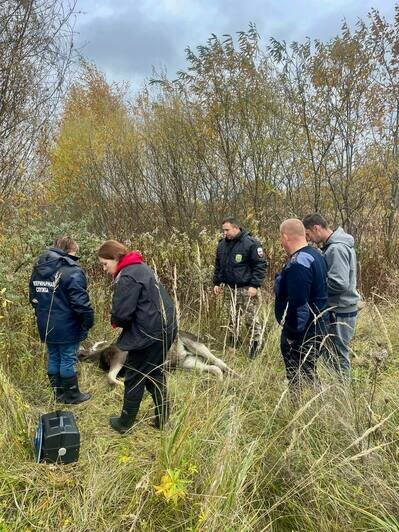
[111,251,144,329]
[114,251,143,277]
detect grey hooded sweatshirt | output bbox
[323,227,360,313]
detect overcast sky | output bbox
[73,0,395,88]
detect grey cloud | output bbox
[300,0,395,43]
[75,5,189,81]
[74,0,396,84]
[213,0,394,44]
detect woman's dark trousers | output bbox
[116,340,169,431]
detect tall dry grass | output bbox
[1,272,399,531]
[0,221,398,530]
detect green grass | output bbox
[1,298,399,531]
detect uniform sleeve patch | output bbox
[257,247,264,257]
[295,252,315,268]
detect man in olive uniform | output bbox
[213,217,267,359]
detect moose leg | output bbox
[106,350,127,386]
[107,361,125,386]
[181,336,229,372]
[182,355,223,380]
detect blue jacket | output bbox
[274,246,328,340]
[29,247,94,344]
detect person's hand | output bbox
[247,287,257,297]
[213,285,221,296]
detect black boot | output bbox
[60,375,91,404]
[249,341,260,359]
[47,373,64,400]
[109,398,141,434]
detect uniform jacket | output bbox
[322,227,360,313]
[213,230,267,288]
[29,247,94,344]
[274,246,328,340]
[111,252,177,351]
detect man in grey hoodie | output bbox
[302,214,360,377]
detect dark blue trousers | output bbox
[280,326,327,391]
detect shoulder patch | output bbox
[291,251,315,269]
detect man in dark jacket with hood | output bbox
[213,217,267,359]
[29,236,94,403]
[303,214,360,377]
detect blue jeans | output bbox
[47,342,80,378]
[324,312,357,377]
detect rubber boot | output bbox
[47,373,64,400]
[60,375,91,404]
[109,398,141,434]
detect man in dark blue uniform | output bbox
[274,219,328,397]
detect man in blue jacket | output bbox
[303,213,360,377]
[274,219,328,397]
[29,236,94,404]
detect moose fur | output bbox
[78,331,236,385]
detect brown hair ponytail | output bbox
[97,240,128,261]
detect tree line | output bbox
[1,2,399,293]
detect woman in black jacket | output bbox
[29,236,94,403]
[97,240,177,434]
